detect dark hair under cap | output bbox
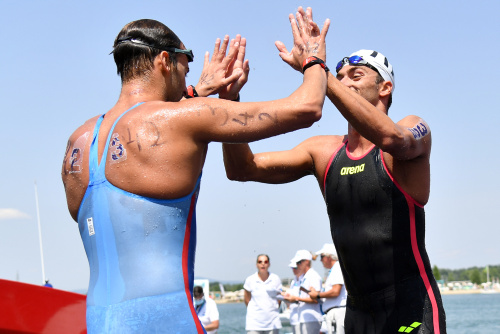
[193,286,204,297]
[112,19,183,83]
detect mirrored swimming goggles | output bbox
[335,55,380,76]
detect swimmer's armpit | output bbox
[407,120,430,140]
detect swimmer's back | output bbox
[62,100,209,220]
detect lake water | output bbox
[215,293,500,333]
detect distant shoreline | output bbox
[440,289,500,295]
[213,289,500,304]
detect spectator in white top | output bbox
[309,244,347,334]
[244,254,283,334]
[283,250,323,334]
[283,259,303,334]
[194,286,219,334]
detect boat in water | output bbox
[0,279,86,333]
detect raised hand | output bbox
[218,36,250,101]
[194,35,244,97]
[275,6,330,72]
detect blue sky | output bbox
[1,1,499,292]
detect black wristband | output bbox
[302,56,329,73]
[185,85,199,99]
[233,93,240,102]
[317,292,320,299]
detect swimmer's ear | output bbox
[159,51,172,72]
[379,80,393,98]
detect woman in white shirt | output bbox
[244,254,282,334]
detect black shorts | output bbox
[344,276,446,333]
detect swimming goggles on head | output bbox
[113,37,194,62]
[335,55,380,76]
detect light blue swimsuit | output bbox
[78,104,205,333]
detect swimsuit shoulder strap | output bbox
[91,102,144,181]
[88,114,105,180]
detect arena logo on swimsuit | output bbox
[340,163,365,175]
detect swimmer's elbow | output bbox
[293,102,322,129]
[225,169,239,181]
[303,103,323,124]
[225,169,249,182]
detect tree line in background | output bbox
[209,264,500,293]
[209,282,244,292]
[432,264,500,285]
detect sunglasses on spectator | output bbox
[258,260,269,264]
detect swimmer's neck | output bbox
[117,77,169,106]
[347,127,375,157]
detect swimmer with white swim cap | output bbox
[223,7,446,333]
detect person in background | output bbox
[282,258,304,333]
[309,244,347,334]
[244,254,283,334]
[283,250,322,333]
[194,286,219,334]
[43,280,53,288]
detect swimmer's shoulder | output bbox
[299,135,347,181]
[68,115,102,141]
[127,99,216,119]
[299,134,347,153]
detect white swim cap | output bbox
[338,50,395,91]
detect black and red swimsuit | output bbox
[323,141,446,333]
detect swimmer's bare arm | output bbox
[223,140,315,184]
[61,116,99,220]
[326,71,431,160]
[223,135,344,185]
[180,7,329,143]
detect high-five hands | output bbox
[194,35,249,99]
[218,36,249,101]
[275,6,330,72]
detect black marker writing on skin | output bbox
[258,113,278,123]
[232,112,254,126]
[203,104,229,126]
[408,122,428,140]
[62,140,71,175]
